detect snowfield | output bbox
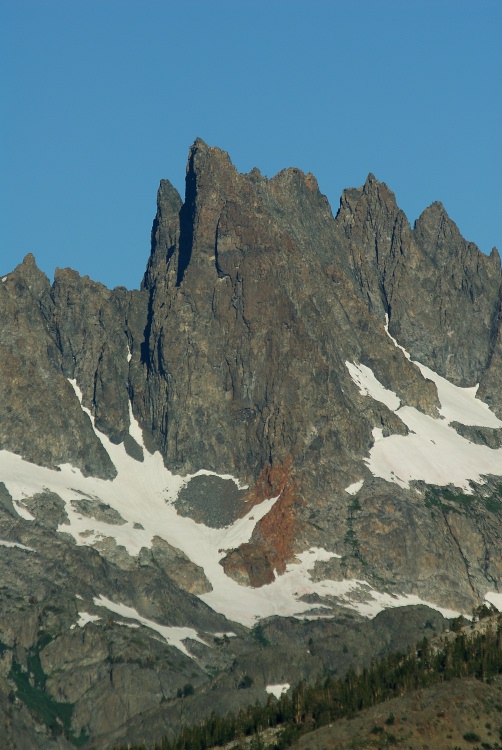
[346,320,502,492]
[1,334,501,631]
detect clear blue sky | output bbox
[1,0,500,289]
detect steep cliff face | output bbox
[48,267,148,445]
[0,140,501,749]
[333,175,502,386]
[1,141,501,598]
[0,255,117,478]
[132,140,501,594]
[139,141,439,477]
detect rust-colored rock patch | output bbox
[222,458,302,587]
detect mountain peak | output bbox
[188,138,235,175]
[489,246,500,265]
[2,142,502,749]
[9,252,50,296]
[414,200,463,247]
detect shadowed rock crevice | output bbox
[176,147,198,287]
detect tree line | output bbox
[116,614,502,750]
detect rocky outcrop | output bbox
[48,267,148,445]
[139,143,441,487]
[0,256,116,477]
[333,176,501,385]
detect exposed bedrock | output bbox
[1,139,500,601]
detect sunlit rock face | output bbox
[0,140,501,749]
[334,176,502,389]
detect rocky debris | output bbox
[1,478,458,749]
[138,536,212,594]
[69,496,127,525]
[175,475,248,528]
[17,491,70,529]
[221,459,301,586]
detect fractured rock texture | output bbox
[1,142,501,599]
[1,139,501,749]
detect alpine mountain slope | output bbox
[0,140,501,748]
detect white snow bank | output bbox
[127,402,142,444]
[71,612,101,629]
[415,361,502,428]
[12,500,35,521]
[366,403,502,490]
[345,480,364,495]
[0,373,474,627]
[346,360,502,492]
[0,539,34,552]
[266,683,290,698]
[484,592,502,612]
[343,587,460,619]
[93,595,205,658]
[203,547,461,623]
[345,361,400,411]
[383,315,502,429]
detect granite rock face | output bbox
[135,140,500,593]
[334,176,501,386]
[140,141,440,473]
[0,140,501,748]
[0,256,116,478]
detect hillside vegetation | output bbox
[117,613,502,750]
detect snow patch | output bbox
[384,315,411,360]
[384,315,502,429]
[128,402,144,445]
[0,539,35,552]
[1,276,7,282]
[12,500,35,521]
[266,683,290,698]
[414,362,502,428]
[72,612,101,629]
[345,480,364,495]
[346,361,400,411]
[485,592,502,612]
[0,440,467,623]
[343,587,460,620]
[93,596,205,658]
[366,405,502,490]
[345,354,502,492]
[68,379,93,420]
